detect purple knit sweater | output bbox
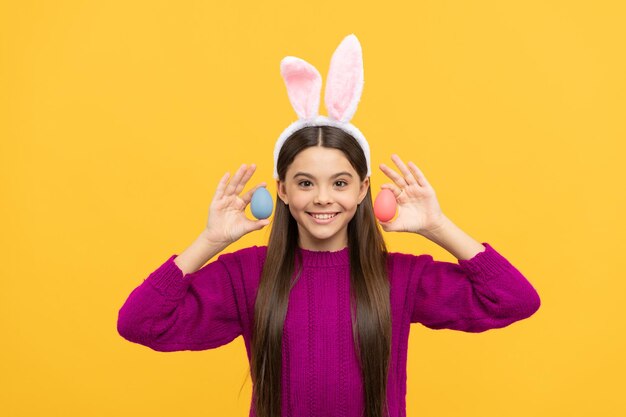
[117,242,540,417]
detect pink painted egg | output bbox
[374,189,397,222]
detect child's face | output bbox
[277,146,369,252]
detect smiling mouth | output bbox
[307,212,340,220]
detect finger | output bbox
[224,164,247,195]
[234,164,256,196]
[257,218,271,228]
[378,219,395,232]
[407,161,429,187]
[391,154,419,186]
[214,171,231,200]
[379,163,408,188]
[246,217,271,233]
[241,182,268,205]
[380,183,404,199]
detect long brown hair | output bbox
[249,125,391,417]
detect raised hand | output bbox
[202,164,271,246]
[378,154,446,235]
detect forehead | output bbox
[287,147,356,178]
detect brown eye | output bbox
[336,180,348,187]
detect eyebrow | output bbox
[293,171,353,180]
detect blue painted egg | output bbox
[250,187,273,219]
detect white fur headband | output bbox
[273,34,371,180]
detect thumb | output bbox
[255,218,271,229]
[242,218,270,235]
[378,220,393,232]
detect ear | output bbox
[276,179,288,205]
[358,176,370,204]
[324,34,364,123]
[280,56,322,119]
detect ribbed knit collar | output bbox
[296,246,350,267]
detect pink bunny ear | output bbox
[324,34,364,123]
[280,56,322,119]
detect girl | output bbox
[117,35,541,417]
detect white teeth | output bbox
[310,213,337,219]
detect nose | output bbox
[314,187,333,205]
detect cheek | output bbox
[342,191,361,206]
[290,194,309,210]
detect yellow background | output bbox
[2,0,624,416]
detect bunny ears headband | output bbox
[273,34,371,180]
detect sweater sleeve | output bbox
[409,242,541,332]
[117,253,243,352]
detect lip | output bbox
[307,212,340,224]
